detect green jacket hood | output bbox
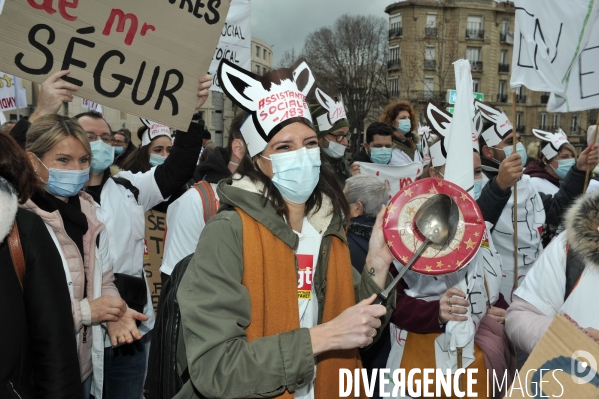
[216,175,346,249]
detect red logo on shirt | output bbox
[297,254,313,299]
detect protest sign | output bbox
[209,0,251,92]
[81,98,103,115]
[144,210,166,313]
[0,72,27,111]
[356,161,423,200]
[507,314,599,398]
[0,0,230,130]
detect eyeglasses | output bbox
[87,132,112,144]
[329,132,352,143]
[112,138,126,146]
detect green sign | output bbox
[447,90,484,104]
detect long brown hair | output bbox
[0,134,42,203]
[379,100,416,132]
[120,145,151,173]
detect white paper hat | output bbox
[472,110,483,152]
[140,118,171,146]
[218,58,316,157]
[424,101,452,167]
[474,100,513,147]
[532,128,569,159]
[313,87,347,132]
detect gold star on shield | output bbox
[476,218,482,223]
[437,181,444,187]
[387,204,397,214]
[407,207,415,216]
[425,265,432,272]
[460,193,468,201]
[401,255,409,263]
[436,261,444,268]
[465,238,476,249]
[387,240,393,248]
[456,260,463,267]
[429,188,436,194]
[474,231,480,237]
[404,188,414,197]
[384,216,390,225]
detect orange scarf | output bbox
[238,208,365,399]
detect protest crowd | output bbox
[2,2,599,399]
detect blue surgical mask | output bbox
[370,147,392,164]
[398,119,411,134]
[553,158,575,179]
[261,147,321,204]
[473,178,483,200]
[323,138,347,159]
[502,142,527,167]
[90,140,115,174]
[149,153,167,167]
[114,146,124,156]
[37,157,89,198]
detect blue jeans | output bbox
[82,375,92,399]
[103,334,148,399]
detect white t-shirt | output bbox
[294,218,323,399]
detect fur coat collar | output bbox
[565,192,599,267]
[0,176,18,245]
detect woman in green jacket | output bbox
[175,59,396,399]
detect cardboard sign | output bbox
[209,0,250,92]
[0,0,230,130]
[0,72,26,111]
[507,314,599,398]
[356,161,423,200]
[144,210,166,313]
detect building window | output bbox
[499,50,509,73]
[540,113,548,130]
[516,86,526,103]
[497,80,507,102]
[467,47,482,71]
[255,45,260,57]
[389,14,402,37]
[516,112,523,132]
[466,16,484,39]
[472,78,480,93]
[572,114,580,134]
[388,45,401,69]
[500,20,510,42]
[425,14,437,37]
[424,77,435,99]
[552,114,560,130]
[424,46,436,70]
[389,77,399,98]
[263,49,267,60]
[500,50,508,64]
[255,65,261,75]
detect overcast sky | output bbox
[251,0,392,66]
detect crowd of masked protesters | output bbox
[1,61,598,399]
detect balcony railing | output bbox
[496,94,508,103]
[466,29,485,39]
[425,27,437,38]
[516,94,527,103]
[408,90,446,103]
[541,94,549,104]
[389,27,403,38]
[424,59,436,70]
[550,125,560,131]
[498,63,510,73]
[500,32,508,42]
[471,61,483,71]
[389,90,400,99]
[387,59,401,70]
[516,125,526,133]
[539,125,549,131]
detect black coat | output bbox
[0,209,81,399]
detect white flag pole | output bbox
[512,89,519,289]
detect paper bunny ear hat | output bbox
[140,118,171,146]
[474,100,513,147]
[313,87,348,133]
[423,101,453,167]
[218,58,316,157]
[471,110,483,152]
[532,128,569,159]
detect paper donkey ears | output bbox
[218,58,316,157]
[140,118,171,146]
[313,87,347,132]
[474,100,513,147]
[532,128,569,159]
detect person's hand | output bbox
[89,295,127,323]
[438,288,470,324]
[496,153,523,190]
[576,143,599,172]
[196,75,212,109]
[486,306,506,324]
[349,163,361,176]
[585,327,599,341]
[365,205,394,288]
[309,295,386,355]
[29,70,78,123]
[106,307,149,347]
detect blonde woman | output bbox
[22,114,147,398]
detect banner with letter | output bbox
[81,98,103,115]
[209,0,251,92]
[0,72,27,111]
[144,210,166,313]
[0,0,230,130]
[511,0,599,112]
[356,161,423,199]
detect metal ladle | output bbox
[374,194,459,305]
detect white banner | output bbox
[209,0,251,92]
[356,162,424,200]
[81,98,103,115]
[511,0,599,112]
[0,72,27,111]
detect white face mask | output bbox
[323,138,347,159]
